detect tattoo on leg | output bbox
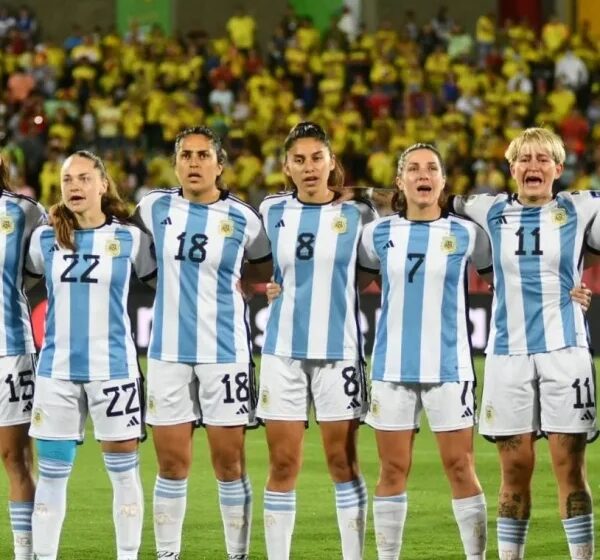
[498,491,531,519]
[556,433,587,454]
[566,490,592,517]
[497,435,523,452]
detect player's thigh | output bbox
[479,353,538,436]
[367,380,422,430]
[86,377,143,441]
[422,380,476,432]
[311,359,366,421]
[535,347,597,434]
[257,354,310,421]
[29,376,87,440]
[0,354,35,427]
[195,362,255,426]
[146,358,200,425]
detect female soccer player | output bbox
[358,143,491,559]
[26,150,156,560]
[0,155,45,560]
[257,121,377,560]
[453,127,598,560]
[136,126,271,560]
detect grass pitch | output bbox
[1,357,599,559]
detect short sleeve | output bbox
[358,222,380,272]
[25,226,45,277]
[132,227,157,280]
[452,194,499,230]
[470,223,493,273]
[245,211,271,262]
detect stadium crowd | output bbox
[1,5,600,211]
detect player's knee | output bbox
[442,453,473,485]
[36,439,77,464]
[212,455,243,481]
[0,443,30,477]
[158,454,191,479]
[501,455,534,486]
[325,451,359,482]
[269,453,301,484]
[379,457,410,487]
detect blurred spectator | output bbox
[337,5,359,44]
[542,14,569,55]
[475,12,496,65]
[0,6,16,41]
[226,6,256,52]
[208,79,235,115]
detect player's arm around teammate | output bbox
[452,128,597,560]
[257,122,377,560]
[0,155,46,560]
[25,151,155,560]
[135,126,271,560]
[357,144,490,560]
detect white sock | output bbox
[154,476,188,556]
[32,458,73,560]
[264,489,296,559]
[335,477,367,560]
[10,500,33,560]
[373,493,407,560]
[104,452,143,560]
[217,475,252,558]
[562,514,594,560]
[497,517,529,560]
[452,493,487,559]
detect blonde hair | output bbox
[50,150,131,251]
[504,127,566,165]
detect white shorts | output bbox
[0,354,35,427]
[29,375,143,441]
[257,354,367,422]
[479,347,597,436]
[146,359,256,427]
[366,379,476,432]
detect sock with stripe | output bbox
[497,517,529,560]
[32,458,73,560]
[373,493,407,560]
[335,477,367,560]
[9,500,33,560]
[452,493,487,559]
[104,452,143,560]
[218,475,252,559]
[264,489,296,559]
[154,476,188,557]
[562,514,594,560]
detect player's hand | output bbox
[570,282,592,311]
[266,277,282,303]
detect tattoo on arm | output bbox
[566,490,592,517]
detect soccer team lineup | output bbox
[1,122,598,560]
[2,4,600,560]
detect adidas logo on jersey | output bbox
[494,215,507,225]
[236,404,249,415]
[127,416,140,427]
[461,407,473,418]
[274,219,286,228]
[22,401,33,413]
[160,217,172,225]
[383,240,395,249]
[581,410,595,422]
[49,243,60,252]
[347,397,361,410]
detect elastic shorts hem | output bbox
[541,425,596,435]
[29,431,83,441]
[146,415,199,427]
[257,413,307,422]
[0,418,30,428]
[93,432,142,442]
[201,417,252,427]
[478,427,536,437]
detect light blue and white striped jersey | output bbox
[136,189,271,364]
[0,190,45,356]
[26,218,156,381]
[453,191,600,355]
[359,212,491,383]
[260,193,377,360]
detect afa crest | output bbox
[551,207,567,226]
[260,388,270,408]
[0,215,14,234]
[105,239,121,257]
[32,407,43,427]
[331,215,347,234]
[219,219,234,237]
[440,235,457,254]
[370,398,380,418]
